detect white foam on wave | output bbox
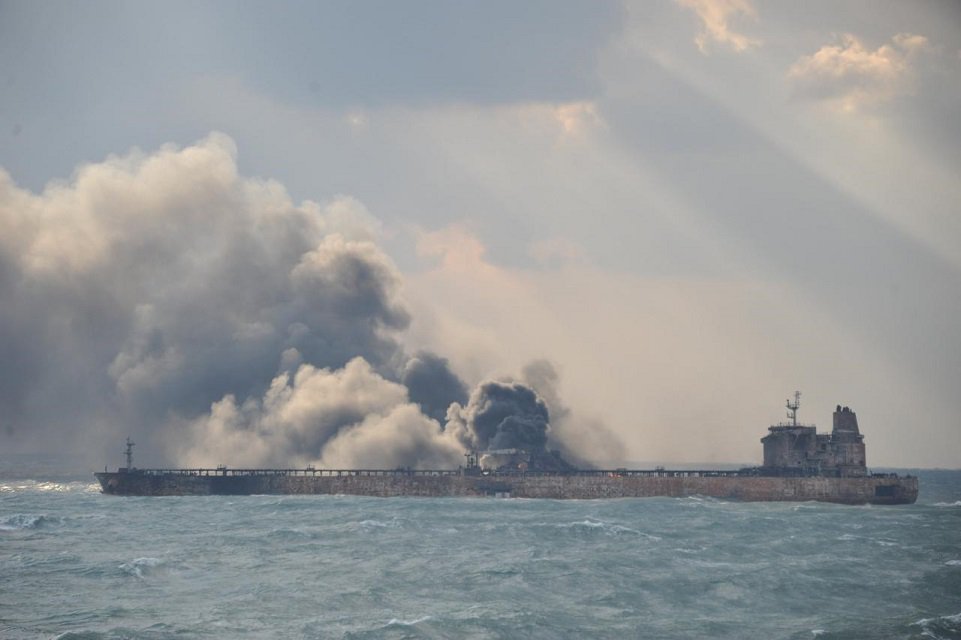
[914,611,961,625]
[835,533,901,547]
[386,615,432,627]
[358,519,401,530]
[0,480,100,494]
[945,560,961,566]
[933,501,961,507]
[555,519,660,539]
[913,611,961,639]
[119,556,166,579]
[432,527,459,534]
[0,513,56,530]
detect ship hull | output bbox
[94,470,918,504]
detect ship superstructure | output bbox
[761,393,867,477]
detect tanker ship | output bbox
[95,395,918,504]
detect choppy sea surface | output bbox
[2,461,959,640]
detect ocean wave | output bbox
[552,519,661,539]
[0,513,61,530]
[913,611,961,640]
[54,626,180,640]
[834,533,901,548]
[119,557,168,579]
[933,501,961,507]
[54,630,110,639]
[357,518,403,531]
[0,480,100,494]
[267,526,314,541]
[945,560,961,566]
[386,615,432,627]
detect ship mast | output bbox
[124,437,135,469]
[786,391,801,427]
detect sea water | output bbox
[1,462,959,639]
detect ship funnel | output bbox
[832,406,860,434]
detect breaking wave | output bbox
[0,480,100,494]
[386,615,433,626]
[547,518,660,539]
[912,611,961,640]
[0,513,62,530]
[119,557,169,579]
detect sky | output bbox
[1,0,959,468]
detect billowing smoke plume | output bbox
[521,360,625,467]
[401,351,468,423]
[446,381,550,452]
[174,357,464,469]
[0,133,607,469]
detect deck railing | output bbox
[115,467,762,479]
[106,467,911,479]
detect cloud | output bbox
[676,0,760,54]
[528,237,586,267]
[552,101,605,136]
[788,33,930,111]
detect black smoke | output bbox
[401,351,468,423]
[447,381,551,452]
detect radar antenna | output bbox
[124,437,135,469]
[786,391,801,427]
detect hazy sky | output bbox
[1,1,959,468]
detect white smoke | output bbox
[174,357,464,469]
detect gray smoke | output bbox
[521,360,625,467]
[401,351,468,423]
[0,134,608,470]
[0,135,425,464]
[446,381,551,452]
[173,356,464,469]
